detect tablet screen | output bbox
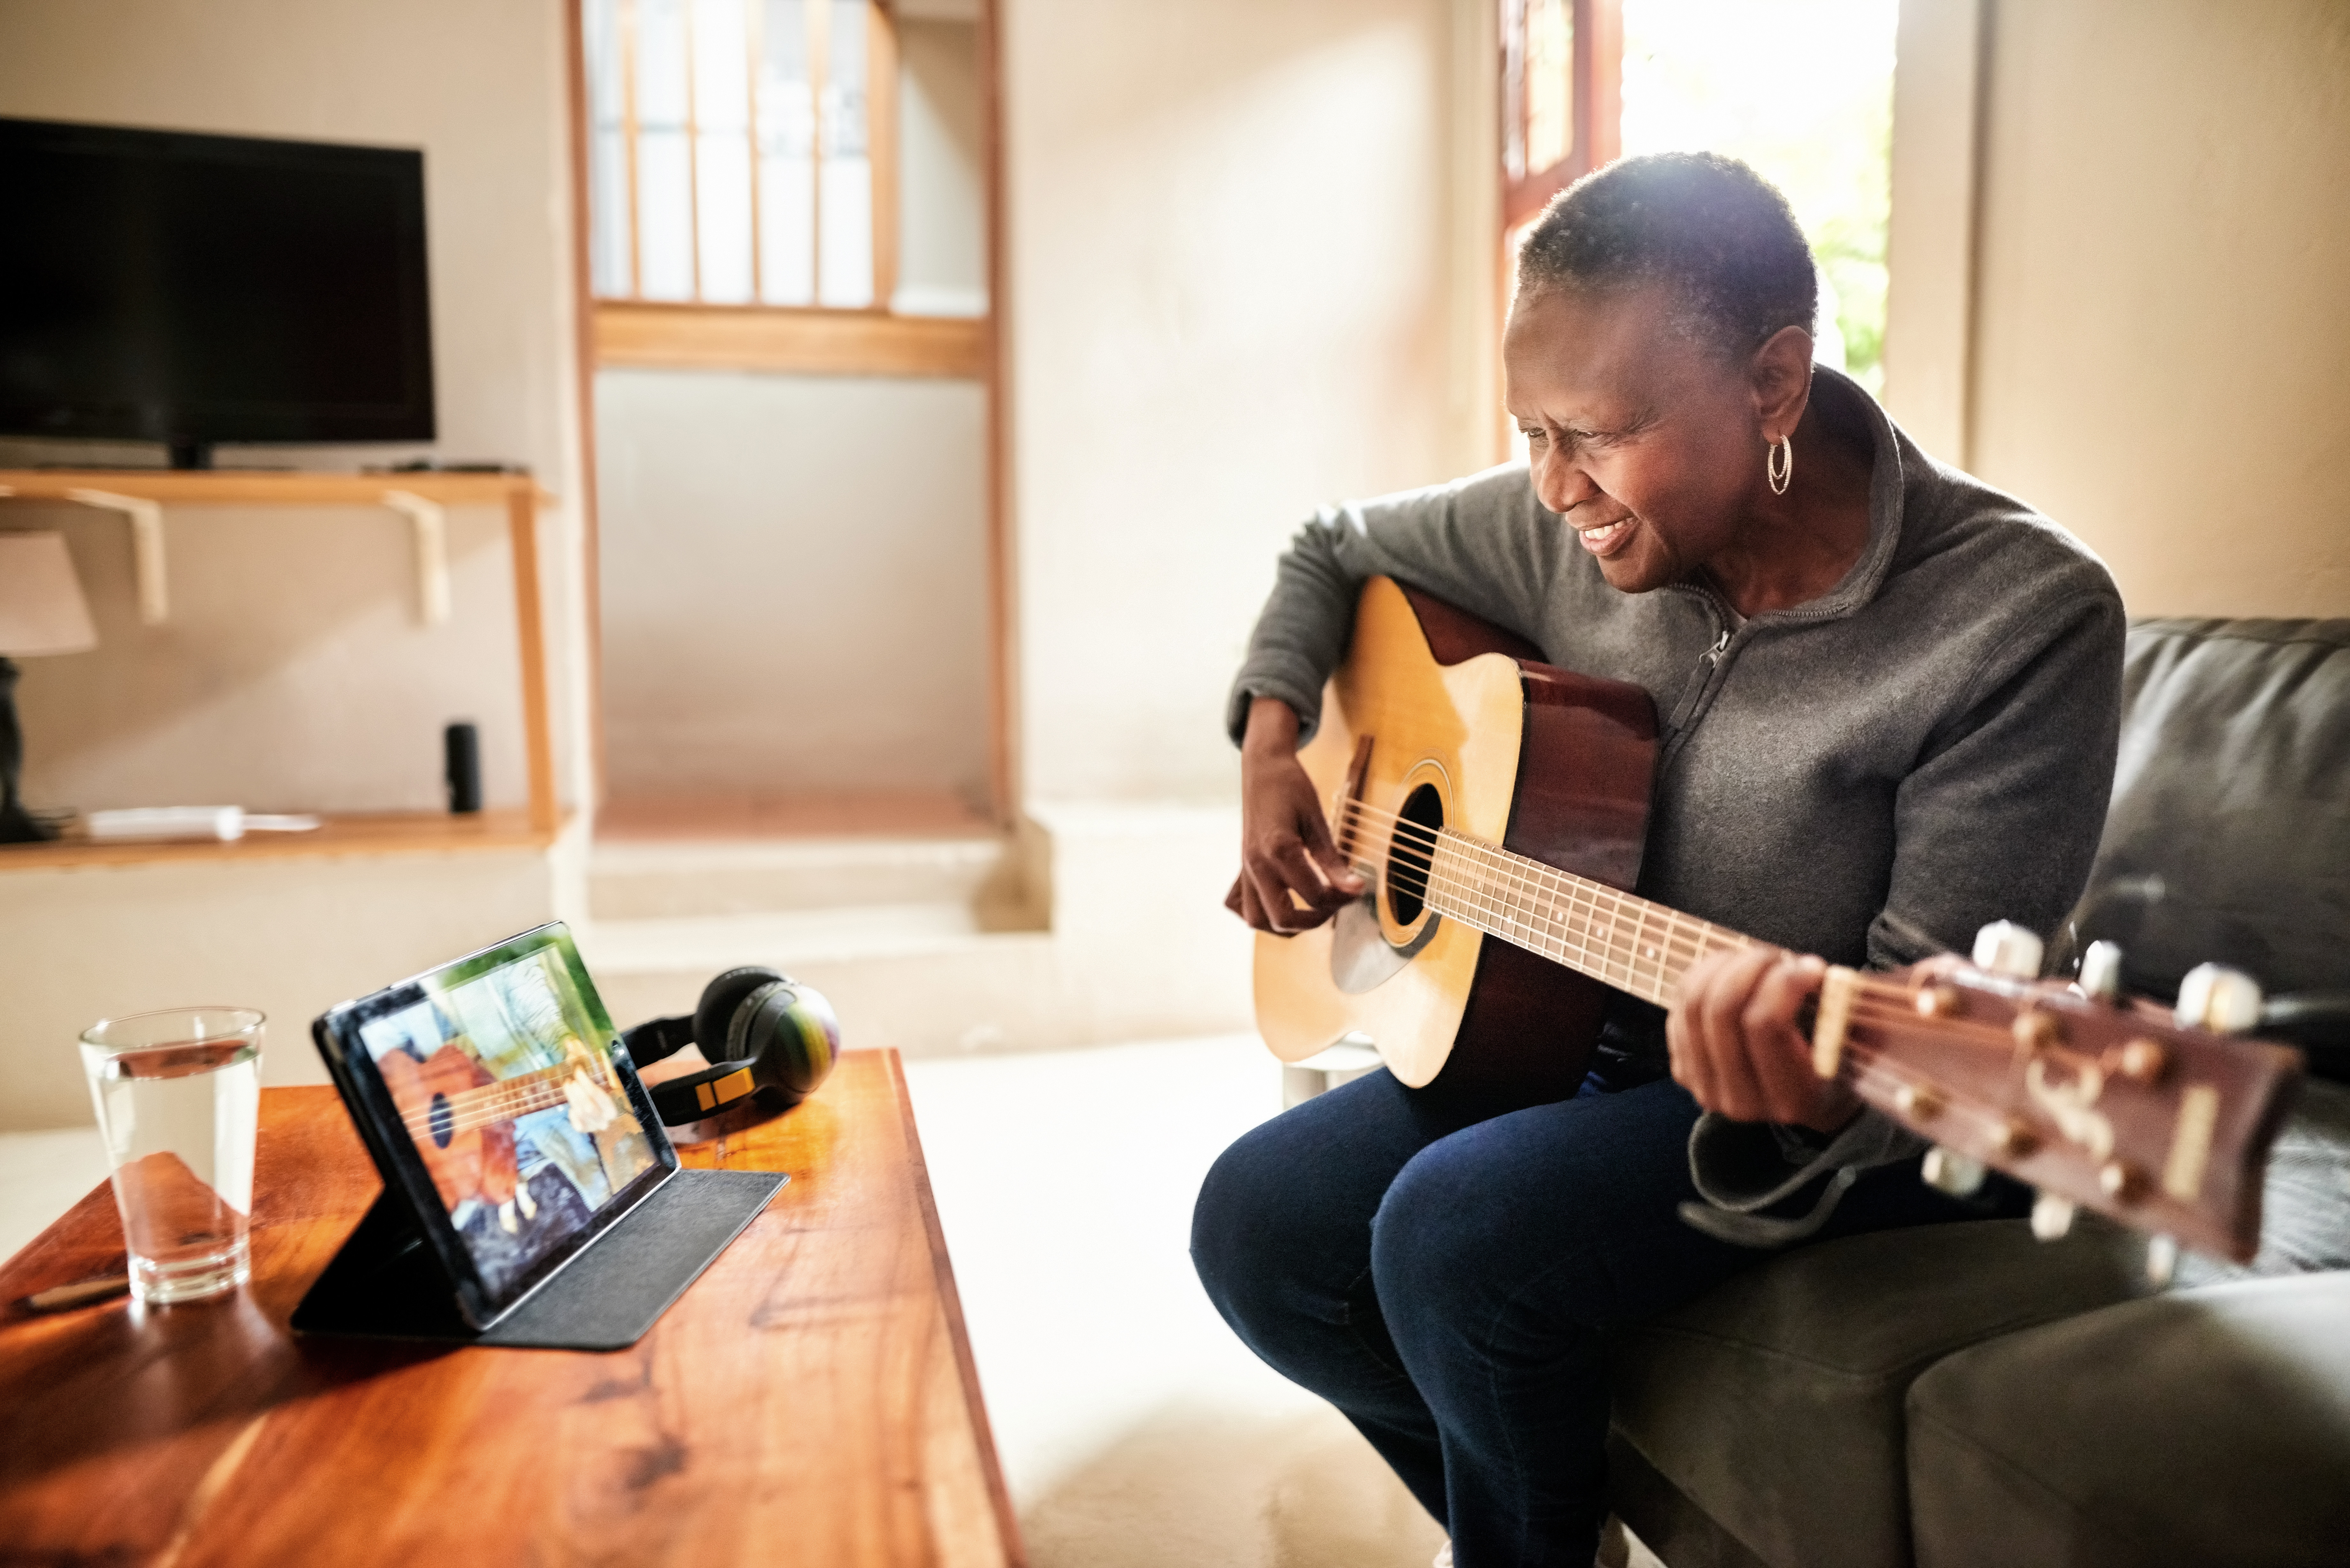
[317,923,675,1323]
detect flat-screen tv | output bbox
[0,116,434,469]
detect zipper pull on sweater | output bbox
[1664,627,1734,737]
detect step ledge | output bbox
[590,835,1009,874]
[578,905,1051,971]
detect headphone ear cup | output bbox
[693,965,784,1061]
[740,980,841,1103]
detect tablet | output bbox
[312,922,678,1329]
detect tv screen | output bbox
[0,116,434,467]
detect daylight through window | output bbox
[584,0,896,311]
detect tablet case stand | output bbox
[292,1167,786,1351]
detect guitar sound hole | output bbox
[1384,782,1445,928]
[428,1092,455,1148]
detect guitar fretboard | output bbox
[1350,820,1751,1006]
[399,1062,575,1135]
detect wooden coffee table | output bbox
[0,1049,1024,1567]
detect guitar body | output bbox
[1255,576,1660,1109]
[380,1043,520,1212]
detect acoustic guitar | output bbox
[1255,575,2305,1262]
[379,1036,622,1217]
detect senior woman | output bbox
[1191,153,2125,1567]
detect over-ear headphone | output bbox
[623,966,839,1132]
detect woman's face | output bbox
[1503,281,1782,596]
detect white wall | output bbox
[897,17,988,316]
[0,0,590,1129]
[0,0,592,816]
[595,14,992,806]
[1889,0,2350,618]
[0,846,575,1131]
[596,370,991,801]
[1968,0,2350,617]
[1004,0,1496,807]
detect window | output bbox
[1618,0,1896,393]
[1501,0,1622,230]
[580,0,981,377]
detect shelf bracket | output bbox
[64,488,169,624]
[380,490,451,625]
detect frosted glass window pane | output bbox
[759,155,815,304]
[637,0,690,130]
[760,0,812,153]
[697,135,754,302]
[585,0,623,126]
[1501,0,1527,180]
[637,130,696,300]
[1526,0,1573,174]
[694,0,750,131]
[591,127,633,296]
[758,0,815,303]
[819,155,872,307]
[825,0,868,157]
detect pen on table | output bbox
[19,1274,132,1312]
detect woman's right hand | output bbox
[1225,696,1367,935]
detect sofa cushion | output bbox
[1906,1272,2350,1568]
[1608,1219,2147,1568]
[2065,619,2350,1073]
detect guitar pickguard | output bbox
[1330,894,1440,994]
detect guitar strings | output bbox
[1302,801,2173,1205]
[1327,797,2027,1051]
[398,1063,593,1139]
[1335,794,1898,1000]
[1331,796,1739,981]
[406,1082,573,1136]
[1342,831,2019,1048]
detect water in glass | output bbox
[80,1014,262,1304]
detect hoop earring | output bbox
[1766,435,1793,497]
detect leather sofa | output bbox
[1605,618,2350,1568]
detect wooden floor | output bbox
[599,790,994,841]
[0,1051,1023,1568]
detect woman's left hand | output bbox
[1668,945,1860,1134]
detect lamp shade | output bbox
[0,532,98,656]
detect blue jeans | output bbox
[1190,1067,2024,1567]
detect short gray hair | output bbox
[1517,152,1817,361]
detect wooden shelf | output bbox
[0,809,571,871]
[0,469,563,837]
[0,469,549,506]
[593,301,987,379]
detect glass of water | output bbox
[78,1008,263,1304]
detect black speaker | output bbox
[444,721,481,814]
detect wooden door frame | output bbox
[561,0,1017,831]
[562,0,607,812]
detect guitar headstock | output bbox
[1813,924,2306,1263]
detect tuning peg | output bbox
[2078,939,2125,1001]
[2145,1234,2180,1288]
[2030,1192,2076,1241]
[2175,963,2263,1034]
[1922,1145,1986,1196]
[1973,920,2045,979]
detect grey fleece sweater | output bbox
[1230,369,2126,1237]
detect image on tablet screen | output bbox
[355,942,657,1298]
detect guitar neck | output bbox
[400,1062,573,1134]
[1385,828,1751,1006]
